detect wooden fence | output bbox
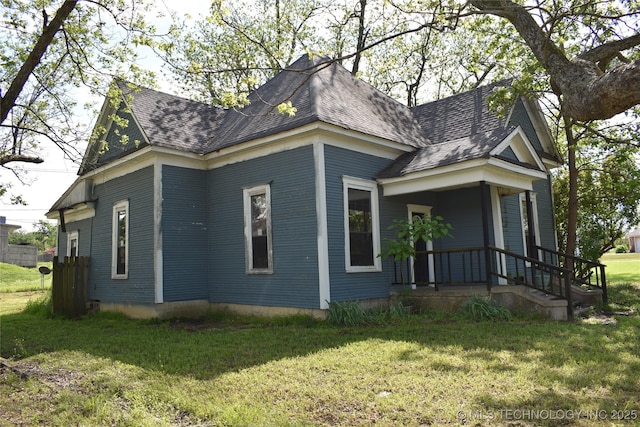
[52,256,90,318]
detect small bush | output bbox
[327,300,370,326]
[615,245,628,253]
[23,293,52,318]
[457,295,512,322]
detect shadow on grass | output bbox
[1,286,639,416]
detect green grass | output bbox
[0,262,52,293]
[602,252,640,287]
[0,260,639,426]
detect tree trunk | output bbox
[563,110,578,279]
[351,0,367,76]
[470,0,640,121]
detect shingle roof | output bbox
[207,54,430,152]
[377,81,517,178]
[376,128,514,178]
[412,80,511,144]
[90,59,530,180]
[120,82,225,154]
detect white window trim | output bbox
[243,184,273,274]
[343,176,382,273]
[519,193,540,259]
[67,230,79,257]
[112,200,129,279]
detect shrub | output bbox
[457,295,512,322]
[327,300,370,326]
[615,245,628,253]
[23,293,52,318]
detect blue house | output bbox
[47,54,603,319]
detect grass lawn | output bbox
[0,262,52,293]
[0,260,639,426]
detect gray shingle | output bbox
[411,80,510,144]
[121,82,225,155]
[377,81,516,179]
[376,128,514,178]
[207,54,429,152]
[90,60,524,180]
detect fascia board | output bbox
[490,126,546,171]
[378,158,547,196]
[205,121,412,169]
[522,97,562,161]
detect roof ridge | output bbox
[412,78,513,110]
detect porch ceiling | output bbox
[377,157,547,196]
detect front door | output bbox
[407,205,434,286]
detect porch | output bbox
[390,245,607,320]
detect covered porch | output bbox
[378,156,606,319]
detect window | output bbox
[244,185,273,273]
[519,193,540,258]
[112,200,129,279]
[67,231,78,257]
[343,177,381,272]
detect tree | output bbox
[553,122,640,261]
[8,220,57,251]
[469,0,640,122]
[32,219,57,251]
[8,228,35,246]
[158,0,327,106]
[1,0,158,170]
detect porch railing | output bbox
[536,246,607,304]
[397,245,610,318]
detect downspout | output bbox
[58,209,67,233]
[479,181,492,292]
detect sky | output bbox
[0,1,211,231]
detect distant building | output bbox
[629,228,640,253]
[0,216,38,267]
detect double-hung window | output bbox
[112,200,129,279]
[244,184,273,274]
[67,231,79,257]
[343,176,381,272]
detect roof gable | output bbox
[79,82,225,175]
[379,82,557,179]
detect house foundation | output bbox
[391,285,571,321]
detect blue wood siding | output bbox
[500,176,557,276]
[86,166,156,303]
[95,108,148,167]
[431,186,492,282]
[434,187,491,249]
[162,166,208,301]
[501,193,524,256]
[509,101,543,152]
[324,145,442,301]
[498,146,518,162]
[57,218,93,257]
[207,146,320,308]
[532,177,556,250]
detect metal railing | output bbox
[536,246,607,304]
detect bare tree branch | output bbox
[0,154,44,166]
